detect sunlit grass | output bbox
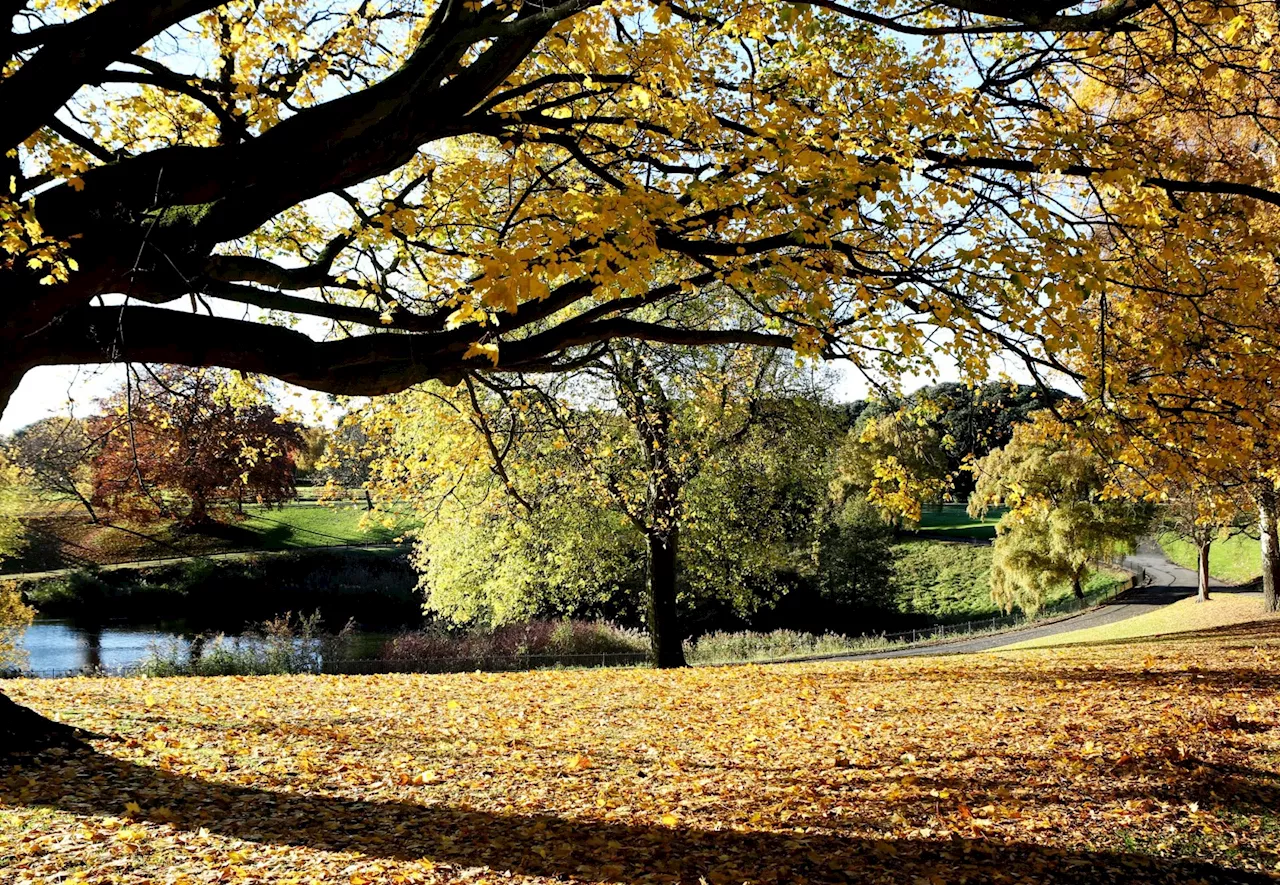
[1158,532,1261,584]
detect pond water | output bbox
[15,620,396,676]
[18,621,184,675]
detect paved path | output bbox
[0,542,404,582]
[834,543,1214,661]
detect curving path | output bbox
[833,542,1216,660]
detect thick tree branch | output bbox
[918,149,1280,208]
[1,0,223,151]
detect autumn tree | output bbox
[5,0,1263,430]
[365,341,837,667]
[1039,0,1280,610]
[0,453,27,567]
[832,403,953,527]
[831,383,1060,526]
[0,456,34,679]
[89,368,303,525]
[6,416,101,522]
[1156,490,1254,603]
[970,419,1150,610]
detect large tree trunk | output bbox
[1260,489,1280,613]
[1197,540,1212,603]
[1071,574,1084,600]
[646,528,686,669]
[0,692,89,756]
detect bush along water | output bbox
[376,620,651,673]
[141,612,356,676]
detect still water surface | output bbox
[19,621,192,674]
[17,620,397,675]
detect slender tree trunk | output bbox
[1197,540,1212,603]
[73,488,99,524]
[646,528,686,668]
[1259,489,1280,613]
[1071,574,1084,600]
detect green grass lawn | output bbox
[912,503,1004,540]
[7,503,418,572]
[892,538,1125,621]
[1158,531,1261,584]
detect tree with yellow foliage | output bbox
[6,0,1271,426]
[1056,0,1280,609]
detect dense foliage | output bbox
[88,369,304,525]
[832,383,1064,524]
[972,420,1151,612]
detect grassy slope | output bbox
[893,539,1125,621]
[9,504,416,572]
[998,590,1277,650]
[6,626,1280,882]
[911,503,1004,540]
[1158,532,1261,584]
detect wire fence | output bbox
[864,567,1139,649]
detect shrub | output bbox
[684,629,893,664]
[380,619,648,670]
[140,611,354,676]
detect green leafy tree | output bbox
[832,401,953,527]
[366,343,839,667]
[970,418,1150,610]
[835,383,1070,525]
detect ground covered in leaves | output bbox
[4,624,1280,884]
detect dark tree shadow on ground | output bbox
[1,746,1273,884]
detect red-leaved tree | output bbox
[89,368,303,526]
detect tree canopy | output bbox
[88,367,303,524]
[971,418,1150,610]
[8,0,1280,426]
[362,341,841,666]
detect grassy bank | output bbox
[892,539,1124,621]
[909,503,1004,540]
[1158,531,1261,584]
[7,503,417,573]
[998,589,1277,649]
[19,548,422,630]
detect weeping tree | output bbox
[970,418,1150,612]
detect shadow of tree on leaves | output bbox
[1,746,1272,884]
